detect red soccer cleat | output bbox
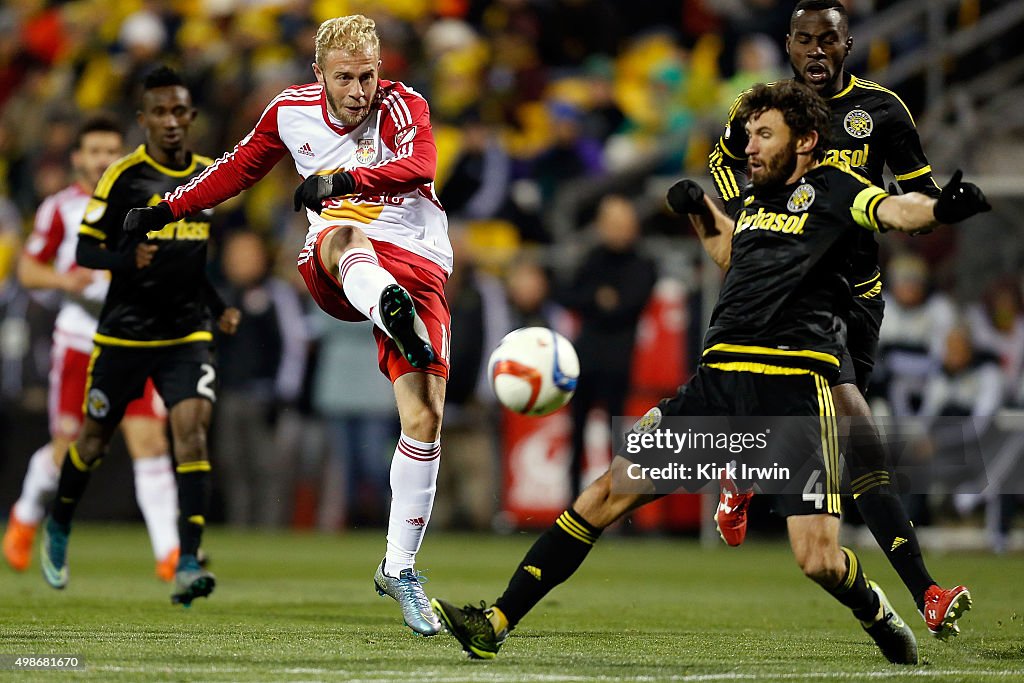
[3,509,38,572]
[921,584,972,639]
[714,469,753,546]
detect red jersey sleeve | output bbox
[163,94,291,219]
[349,85,436,194]
[23,193,64,264]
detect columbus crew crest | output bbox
[631,406,663,434]
[354,137,377,165]
[87,388,110,419]
[787,183,816,212]
[844,109,873,138]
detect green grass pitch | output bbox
[1,525,1022,681]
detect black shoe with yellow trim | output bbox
[431,598,508,659]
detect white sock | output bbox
[132,455,179,560]
[12,443,58,525]
[384,433,441,575]
[339,248,397,334]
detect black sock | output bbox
[854,482,935,611]
[494,509,602,628]
[826,547,880,623]
[51,444,102,527]
[176,464,211,558]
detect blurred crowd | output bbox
[1,0,1022,544]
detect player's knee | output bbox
[401,401,443,442]
[573,474,627,529]
[174,427,208,462]
[74,434,106,466]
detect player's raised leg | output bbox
[321,226,434,368]
[373,371,445,636]
[432,460,661,658]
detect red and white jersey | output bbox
[164,80,452,273]
[23,184,109,353]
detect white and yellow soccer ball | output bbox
[488,327,580,416]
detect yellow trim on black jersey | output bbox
[851,77,918,126]
[705,362,814,376]
[703,343,840,367]
[814,373,842,515]
[851,185,888,231]
[709,147,742,200]
[717,137,745,161]
[95,147,148,199]
[895,165,932,181]
[93,331,213,347]
[140,145,201,178]
[78,225,107,241]
[820,159,873,187]
[95,146,206,200]
[829,74,858,100]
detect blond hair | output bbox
[315,15,380,67]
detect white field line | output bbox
[88,665,1024,682]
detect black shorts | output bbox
[834,295,885,392]
[658,364,842,517]
[84,342,217,426]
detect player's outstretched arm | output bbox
[667,179,734,270]
[877,169,990,233]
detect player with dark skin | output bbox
[72,83,240,477]
[709,1,971,640]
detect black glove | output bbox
[666,179,708,215]
[123,202,174,235]
[933,169,991,224]
[293,172,356,214]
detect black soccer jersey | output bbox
[79,145,215,345]
[709,74,939,298]
[701,161,888,379]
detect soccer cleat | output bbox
[3,509,37,572]
[170,554,216,607]
[379,284,435,369]
[39,517,70,589]
[373,560,442,636]
[156,548,179,582]
[714,466,753,546]
[921,584,972,640]
[862,581,919,665]
[431,598,508,659]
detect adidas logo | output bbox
[890,536,907,552]
[298,142,315,157]
[523,565,542,581]
[406,517,426,527]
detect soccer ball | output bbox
[488,327,580,416]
